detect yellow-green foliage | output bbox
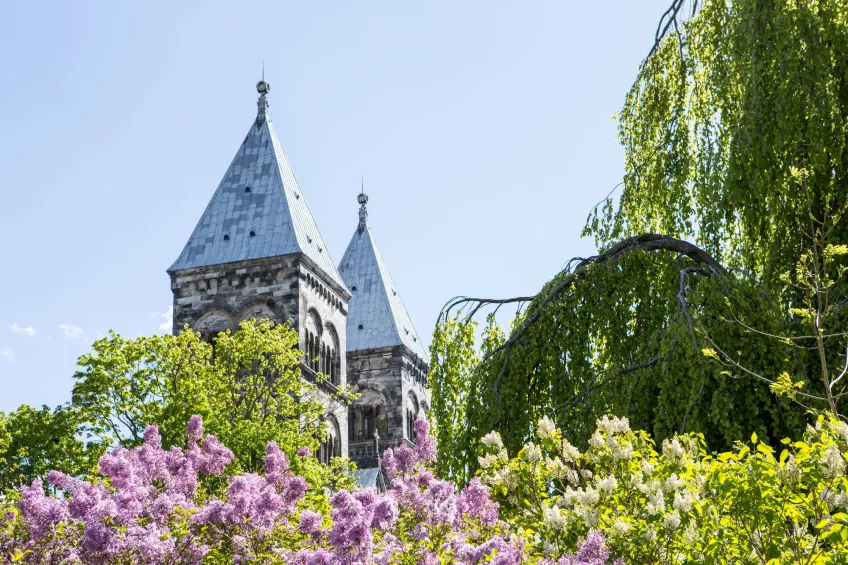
[479,413,848,564]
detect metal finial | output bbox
[256,77,271,123]
[357,188,369,231]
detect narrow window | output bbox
[245,186,251,193]
[223,234,230,241]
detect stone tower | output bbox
[167,81,350,461]
[338,192,430,468]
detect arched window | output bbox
[348,390,388,441]
[318,416,340,465]
[407,392,420,443]
[322,324,340,386]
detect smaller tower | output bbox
[338,191,430,468]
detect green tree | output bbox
[72,319,353,478]
[0,404,104,494]
[430,0,848,484]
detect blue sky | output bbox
[0,1,668,412]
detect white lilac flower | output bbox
[664,473,685,493]
[832,492,848,511]
[563,487,579,506]
[596,415,630,434]
[580,507,600,527]
[683,522,698,545]
[662,438,688,465]
[524,442,542,464]
[481,431,504,451]
[596,415,614,433]
[673,491,694,512]
[833,421,848,444]
[821,444,846,478]
[478,453,498,469]
[642,526,658,542]
[545,456,566,479]
[647,489,666,515]
[589,431,605,449]
[561,439,581,462]
[608,437,634,461]
[641,460,655,476]
[576,486,600,507]
[663,510,681,530]
[543,541,559,556]
[776,455,801,486]
[537,416,557,439]
[596,474,618,494]
[542,504,569,531]
[580,469,594,480]
[613,518,631,535]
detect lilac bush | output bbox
[0,417,622,564]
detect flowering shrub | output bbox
[0,415,622,564]
[479,413,848,564]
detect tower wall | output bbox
[169,253,350,460]
[346,345,429,468]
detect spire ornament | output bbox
[256,80,271,123]
[357,190,369,232]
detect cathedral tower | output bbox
[338,192,430,468]
[167,81,350,461]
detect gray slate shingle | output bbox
[338,219,427,360]
[168,112,344,289]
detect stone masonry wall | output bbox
[346,345,429,468]
[169,253,350,459]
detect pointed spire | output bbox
[256,79,270,123]
[169,78,345,289]
[357,188,369,232]
[338,195,428,361]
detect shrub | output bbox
[1,417,622,564]
[479,413,848,564]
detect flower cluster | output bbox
[289,419,524,565]
[479,412,848,563]
[0,417,627,564]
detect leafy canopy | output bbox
[430,0,848,484]
[1,319,353,492]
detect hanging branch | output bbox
[441,234,725,362]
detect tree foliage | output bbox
[430,0,848,485]
[0,320,353,492]
[73,319,351,474]
[588,0,848,282]
[0,405,104,495]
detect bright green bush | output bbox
[478,413,848,564]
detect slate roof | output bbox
[338,198,428,360]
[168,85,344,289]
[351,467,384,491]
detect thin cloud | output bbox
[59,324,85,339]
[0,348,14,362]
[7,322,36,337]
[151,306,173,332]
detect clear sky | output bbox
[0,1,669,412]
